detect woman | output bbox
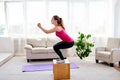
[37,15,74,63]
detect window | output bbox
[48,0,68,27]
[70,0,114,38]
[6,2,24,36]
[26,1,46,37]
[0,2,5,35]
[89,1,113,37]
[0,0,114,38]
[70,1,87,38]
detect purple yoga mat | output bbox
[22,63,79,72]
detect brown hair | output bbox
[53,15,65,29]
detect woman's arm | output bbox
[37,23,57,34]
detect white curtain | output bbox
[115,0,120,37]
[0,0,115,55]
[0,2,5,35]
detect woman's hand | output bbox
[37,22,56,34]
[37,23,42,28]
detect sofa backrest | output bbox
[27,37,46,47]
[106,38,120,51]
[46,37,60,47]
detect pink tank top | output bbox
[56,29,74,42]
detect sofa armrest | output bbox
[111,48,120,62]
[111,48,120,56]
[95,47,106,56]
[24,45,32,50]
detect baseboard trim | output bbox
[0,53,14,66]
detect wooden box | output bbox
[53,59,70,80]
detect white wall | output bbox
[0,37,14,53]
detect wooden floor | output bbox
[114,66,120,72]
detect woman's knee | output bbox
[53,45,57,50]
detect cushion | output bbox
[32,47,49,53]
[46,37,60,47]
[27,37,46,47]
[32,47,54,53]
[46,47,55,52]
[97,51,111,59]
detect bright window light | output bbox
[89,1,109,36]
[48,1,68,27]
[6,2,24,36]
[70,2,87,38]
[0,0,114,38]
[0,2,5,35]
[26,1,46,37]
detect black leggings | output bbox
[53,41,74,60]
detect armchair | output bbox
[95,38,120,67]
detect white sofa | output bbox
[24,37,70,62]
[0,37,14,66]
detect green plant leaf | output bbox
[75,32,94,59]
[86,34,91,39]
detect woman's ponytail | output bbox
[53,15,65,30]
[59,18,65,30]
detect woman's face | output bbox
[51,17,58,26]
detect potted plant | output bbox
[74,32,94,59]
